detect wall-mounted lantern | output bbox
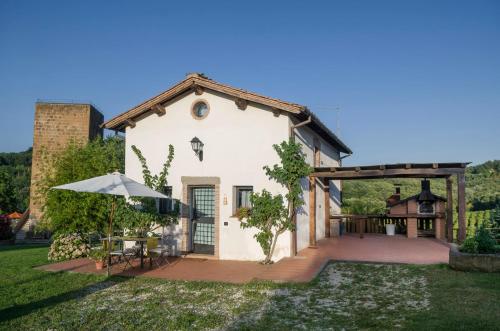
[190,137,204,161]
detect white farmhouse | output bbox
[104,73,351,262]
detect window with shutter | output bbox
[159,186,173,214]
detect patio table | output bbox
[102,236,149,269]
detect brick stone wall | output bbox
[407,218,418,238]
[449,244,500,272]
[28,103,104,224]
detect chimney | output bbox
[418,179,435,201]
[393,184,401,201]
[386,184,401,207]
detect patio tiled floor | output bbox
[38,234,450,284]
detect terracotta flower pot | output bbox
[95,260,104,270]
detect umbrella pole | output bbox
[107,196,117,277]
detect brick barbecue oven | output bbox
[386,180,447,239]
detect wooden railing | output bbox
[331,215,407,236]
[417,217,435,237]
[331,215,500,241]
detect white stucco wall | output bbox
[124,89,291,261]
[293,124,341,252]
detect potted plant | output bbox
[89,248,107,270]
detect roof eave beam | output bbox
[152,104,166,116]
[125,119,136,128]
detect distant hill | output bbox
[466,160,500,210]
[342,160,500,213]
[0,147,498,215]
[0,148,32,213]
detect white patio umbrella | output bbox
[52,172,168,276]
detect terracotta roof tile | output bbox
[103,74,351,154]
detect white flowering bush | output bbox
[48,233,90,261]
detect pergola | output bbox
[307,162,468,247]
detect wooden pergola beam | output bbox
[329,213,446,219]
[310,162,469,244]
[311,168,465,179]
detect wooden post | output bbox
[324,179,330,238]
[358,217,365,239]
[446,177,453,242]
[309,176,317,247]
[457,173,466,242]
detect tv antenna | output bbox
[311,104,342,136]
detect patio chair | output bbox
[103,240,125,265]
[157,238,171,265]
[161,234,176,259]
[147,237,169,268]
[88,232,102,248]
[103,240,139,270]
[121,247,138,270]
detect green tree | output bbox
[239,190,288,263]
[131,144,174,192]
[114,144,177,236]
[39,136,125,234]
[0,148,31,212]
[342,197,386,215]
[239,139,312,264]
[0,169,16,212]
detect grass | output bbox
[0,245,499,330]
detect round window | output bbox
[191,100,209,119]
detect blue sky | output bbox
[1,0,499,165]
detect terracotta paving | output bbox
[38,234,450,284]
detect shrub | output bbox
[239,140,311,264]
[476,227,496,254]
[0,216,13,240]
[118,144,178,235]
[235,207,251,219]
[460,237,479,254]
[239,190,288,264]
[39,136,124,235]
[459,227,496,254]
[88,248,107,261]
[48,233,90,261]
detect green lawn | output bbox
[0,245,499,330]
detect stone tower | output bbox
[27,102,104,231]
